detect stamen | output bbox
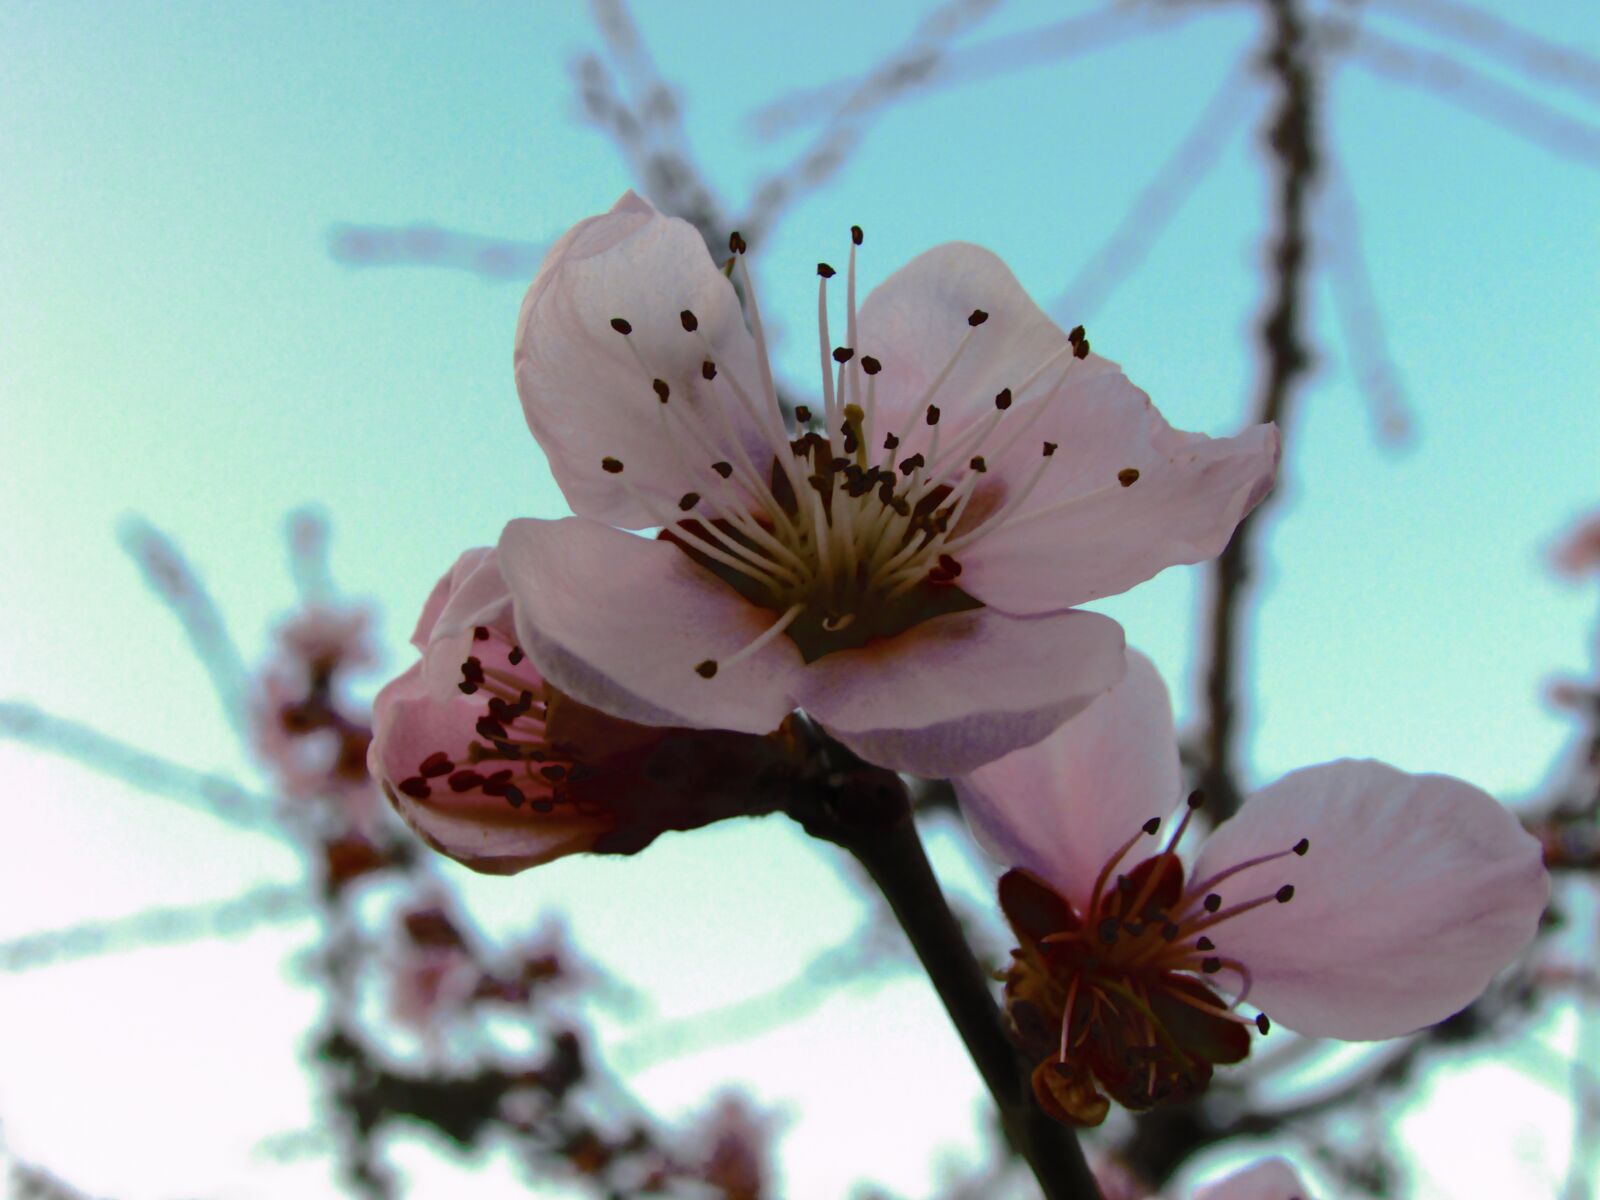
[694,603,804,680]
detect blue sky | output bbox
[3,2,1598,1196]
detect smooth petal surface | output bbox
[1193,760,1549,1040]
[498,516,805,735]
[412,546,496,648]
[956,650,1178,908]
[515,192,770,528]
[797,606,1126,778]
[855,242,1074,454]
[960,374,1279,613]
[1193,1159,1313,1200]
[370,664,606,875]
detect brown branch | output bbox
[1195,0,1320,820]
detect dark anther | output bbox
[1196,936,1215,951]
[461,657,485,685]
[860,355,881,375]
[1201,957,1222,974]
[457,681,478,695]
[1203,894,1222,913]
[851,224,863,246]
[448,770,484,793]
[610,317,632,335]
[397,776,431,800]
[476,716,509,741]
[540,765,568,782]
[473,626,490,641]
[1293,837,1310,856]
[926,405,940,426]
[1117,468,1140,487]
[969,455,987,473]
[994,387,1012,410]
[937,553,962,577]
[1068,324,1086,347]
[883,433,900,451]
[967,309,989,327]
[680,309,698,332]
[1255,1012,1271,1034]
[711,461,733,479]
[1142,817,1161,836]
[1097,917,1120,946]
[695,660,718,679]
[1188,790,1205,809]
[530,797,554,813]
[653,378,670,403]
[701,360,717,380]
[832,346,854,363]
[419,752,454,778]
[1074,338,1091,360]
[1275,885,1295,903]
[601,456,624,474]
[678,492,700,511]
[508,646,525,665]
[1161,922,1181,941]
[1042,441,1058,457]
[501,785,526,808]
[898,453,925,475]
[795,405,812,423]
[729,231,747,254]
[481,769,513,795]
[817,262,836,278]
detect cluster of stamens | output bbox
[393,626,595,814]
[598,225,1135,673]
[1004,792,1309,1122]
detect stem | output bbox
[782,730,1101,1200]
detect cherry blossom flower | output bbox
[501,193,1279,777]
[370,546,784,873]
[1192,1160,1312,1200]
[1551,511,1600,580]
[955,652,1549,1125]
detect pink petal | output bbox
[370,663,605,875]
[1193,760,1549,1040]
[514,192,772,528]
[1193,1159,1313,1200]
[955,650,1177,908]
[410,546,510,648]
[498,516,805,735]
[958,371,1279,613]
[796,606,1125,779]
[855,242,1075,456]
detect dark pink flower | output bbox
[502,193,1278,777]
[956,653,1548,1124]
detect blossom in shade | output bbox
[369,547,784,874]
[956,652,1549,1125]
[501,193,1279,777]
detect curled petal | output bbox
[411,546,499,648]
[856,242,1073,454]
[370,664,611,875]
[960,375,1279,613]
[498,516,804,735]
[515,192,770,528]
[1193,760,1549,1040]
[957,650,1178,908]
[1193,1159,1314,1200]
[796,607,1125,778]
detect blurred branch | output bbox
[1334,23,1600,170]
[0,884,309,972]
[1053,55,1255,322]
[326,222,544,281]
[1195,0,1320,820]
[0,701,277,832]
[1375,0,1600,111]
[117,517,251,735]
[1318,157,1414,447]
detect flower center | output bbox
[999,794,1309,1125]
[600,226,1104,674]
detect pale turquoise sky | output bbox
[3,3,1598,1197]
